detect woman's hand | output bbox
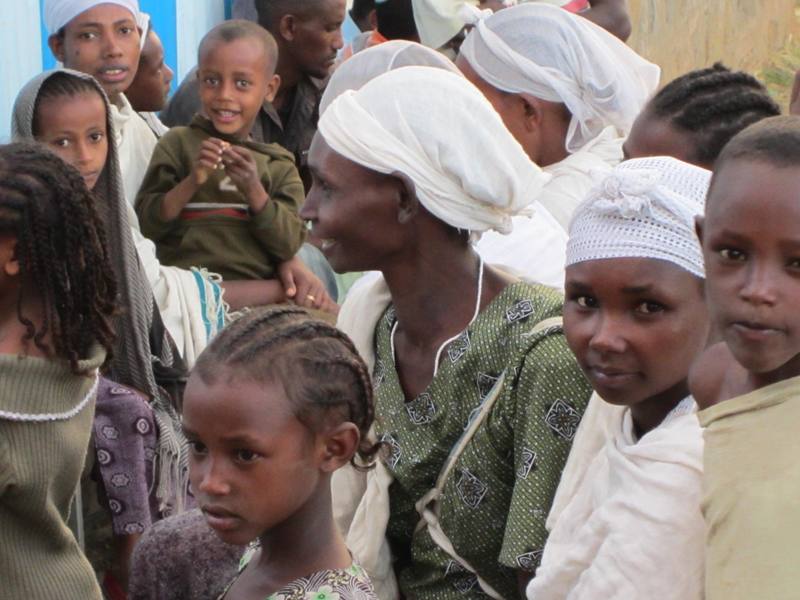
[278,256,340,316]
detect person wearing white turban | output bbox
[527,156,710,600]
[457,3,659,238]
[322,40,569,290]
[316,66,592,599]
[44,0,158,209]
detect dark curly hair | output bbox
[0,142,117,374]
[648,62,781,167]
[193,306,380,469]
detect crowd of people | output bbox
[2,0,799,599]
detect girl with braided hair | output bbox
[0,141,115,599]
[184,306,379,599]
[623,62,781,169]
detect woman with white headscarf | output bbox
[322,40,568,291]
[457,3,659,257]
[312,66,592,599]
[528,156,710,600]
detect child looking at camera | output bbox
[136,20,306,282]
[692,115,800,600]
[182,306,379,599]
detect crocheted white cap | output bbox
[566,156,711,278]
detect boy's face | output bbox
[35,91,109,191]
[286,0,346,80]
[49,4,141,101]
[701,159,800,379]
[198,37,280,139]
[126,30,173,113]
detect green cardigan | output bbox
[0,346,105,599]
[135,115,306,281]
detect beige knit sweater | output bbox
[0,346,105,599]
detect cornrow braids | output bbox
[194,306,380,469]
[32,71,102,137]
[0,142,117,374]
[649,63,781,166]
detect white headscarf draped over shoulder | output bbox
[43,0,141,35]
[566,156,711,278]
[459,3,660,153]
[323,40,462,114]
[319,65,550,234]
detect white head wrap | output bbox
[137,11,150,51]
[411,0,483,49]
[43,0,140,35]
[319,66,550,234]
[459,3,660,153]
[322,40,461,114]
[566,156,711,278]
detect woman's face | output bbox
[35,91,108,191]
[564,257,709,412]
[301,134,411,273]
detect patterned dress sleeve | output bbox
[498,331,592,573]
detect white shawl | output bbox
[527,397,705,600]
[110,93,158,209]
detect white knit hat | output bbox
[43,0,140,35]
[566,156,711,278]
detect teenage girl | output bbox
[182,306,380,599]
[0,142,116,599]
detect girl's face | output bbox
[36,91,108,191]
[182,371,324,546]
[564,257,708,420]
[701,159,800,383]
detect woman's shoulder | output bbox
[269,564,378,600]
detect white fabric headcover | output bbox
[459,3,660,153]
[319,66,550,234]
[322,40,461,114]
[566,156,711,278]
[44,0,140,35]
[411,0,481,49]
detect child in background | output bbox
[528,157,711,600]
[181,306,379,599]
[126,23,174,138]
[692,115,800,599]
[623,63,781,168]
[0,142,117,600]
[136,20,306,283]
[14,69,183,596]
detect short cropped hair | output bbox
[716,115,800,170]
[198,19,278,71]
[254,0,325,31]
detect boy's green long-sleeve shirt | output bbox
[136,115,306,281]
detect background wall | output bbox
[628,0,798,83]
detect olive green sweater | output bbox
[0,346,105,599]
[136,116,306,281]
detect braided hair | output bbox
[194,306,380,469]
[32,71,102,137]
[0,142,117,374]
[648,63,781,167]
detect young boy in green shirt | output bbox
[136,20,305,281]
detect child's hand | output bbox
[790,69,800,116]
[194,138,227,185]
[222,145,268,213]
